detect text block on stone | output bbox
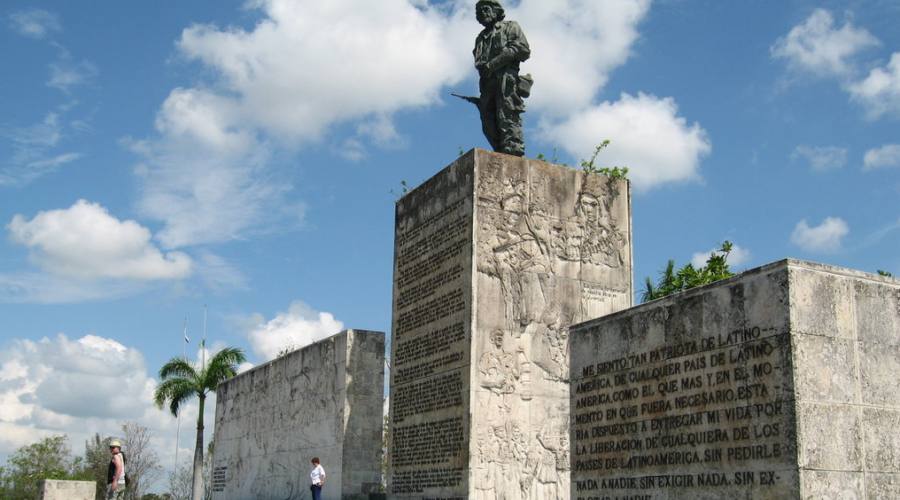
[570,260,900,499]
[389,149,633,499]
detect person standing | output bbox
[309,457,326,500]
[107,439,126,500]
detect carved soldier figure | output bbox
[473,0,533,156]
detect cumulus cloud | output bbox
[691,244,752,269]
[0,335,159,444]
[791,217,850,253]
[542,93,711,190]
[8,199,192,281]
[246,302,344,361]
[0,333,214,482]
[135,0,697,244]
[8,9,60,39]
[771,9,879,78]
[505,0,651,114]
[848,53,900,119]
[864,144,900,170]
[177,0,467,142]
[791,145,848,171]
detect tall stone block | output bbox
[569,260,900,499]
[212,330,385,500]
[388,149,633,498]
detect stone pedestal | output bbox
[388,149,633,498]
[212,330,385,500]
[38,480,95,500]
[569,260,900,499]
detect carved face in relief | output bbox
[490,329,505,350]
[501,193,524,227]
[575,192,600,224]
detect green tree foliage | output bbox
[0,435,90,499]
[84,433,112,500]
[642,241,735,302]
[877,270,893,278]
[153,348,246,500]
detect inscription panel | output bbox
[389,150,634,499]
[389,158,474,498]
[570,268,801,499]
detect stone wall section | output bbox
[569,260,900,499]
[788,263,900,499]
[388,149,633,499]
[212,329,384,500]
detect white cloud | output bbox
[791,145,848,171]
[194,252,248,292]
[135,0,693,244]
[771,9,879,78]
[0,334,159,441]
[176,0,467,142]
[864,144,900,170]
[542,93,711,190]
[130,88,299,248]
[791,217,850,253]
[1,110,82,188]
[8,9,60,39]
[47,60,98,92]
[506,0,652,114]
[0,333,216,489]
[0,273,142,304]
[848,53,900,119]
[691,244,752,269]
[246,302,344,361]
[8,200,192,281]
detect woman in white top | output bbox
[309,457,326,500]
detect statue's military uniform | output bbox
[474,19,532,156]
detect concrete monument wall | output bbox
[388,149,633,498]
[569,259,900,499]
[212,329,385,500]
[38,479,95,500]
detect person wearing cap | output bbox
[473,0,532,157]
[107,439,126,500]
[309,457,326,500]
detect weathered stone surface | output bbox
[38,480,95,500]
[388,149,633,498]
[570,260,900,499]
[212,330,384,500]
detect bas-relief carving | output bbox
[471,157,629,499]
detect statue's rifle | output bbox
[451,93,481,107]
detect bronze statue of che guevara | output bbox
[453,0,533,157]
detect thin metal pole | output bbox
[175,317,187,473]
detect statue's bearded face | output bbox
[476,4,500,26]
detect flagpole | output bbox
[175,317,187,474]
[202,305,208,371]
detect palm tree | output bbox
[154,347,246,500]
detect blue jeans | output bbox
[310,484,322,500]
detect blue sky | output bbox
[1,0,898,478]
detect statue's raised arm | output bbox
[462,0,533,157]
